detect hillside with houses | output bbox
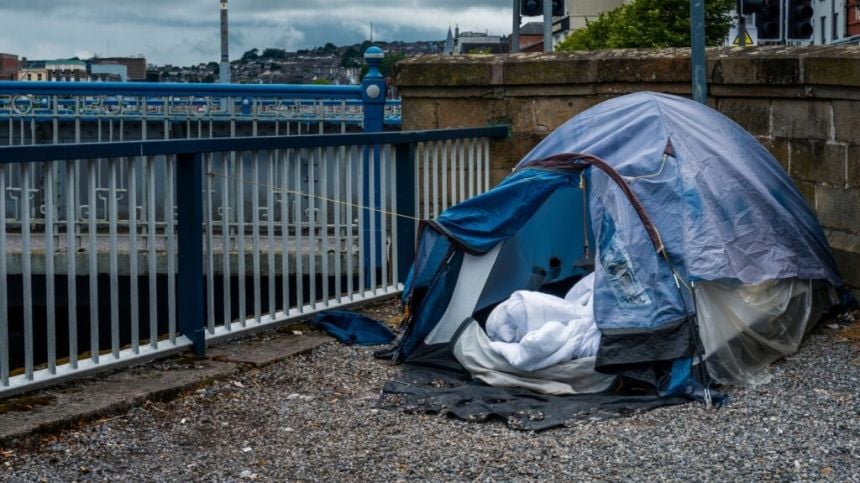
[147,40,444,84]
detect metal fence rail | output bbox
[0,81,402,147]
[0,47,401,149]
[0,126,508,397]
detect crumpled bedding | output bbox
[485,273,601,372]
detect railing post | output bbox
[176,151,206,356]
[361,46,386,133]
[361,47,387,287]
[395,143,416,282]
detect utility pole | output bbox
[543,0,553,52]
[512,0,521,53]
[737,0,747,46]
[690,0,707,103]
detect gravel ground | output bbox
[1,302,858,482]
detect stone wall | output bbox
[393,46,860,294]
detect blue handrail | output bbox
[0,126,509,163]
[0,80,364,100]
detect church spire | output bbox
[444,25,454,54]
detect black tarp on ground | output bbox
[379,366,690,431]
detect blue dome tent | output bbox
[391,92,846,403]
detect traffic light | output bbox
[519,0,564,17]
[740,0,763,14]
[520,0,541,16]
[787,0,814,39]
[754,0,781,40]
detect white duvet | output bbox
[485,273,600,372]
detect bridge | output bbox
[0,47,508,397]
[0,80,403,146]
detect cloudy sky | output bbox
[0,0,515,66]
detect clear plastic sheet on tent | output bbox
[695,279,839,386]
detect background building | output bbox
[445,25,507,54]
[19,59,87,81]
[91,57,147,81]
[812,0,847,44]
[516,18,573,51]
[848,0,860,36]
[454,32,506,54]
[0,53,19,80]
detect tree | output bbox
[261,48,287,60]
[359,52,407,78]
[340,46,362,68]
[557,0,734,51]
[241,48,260,61]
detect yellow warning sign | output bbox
[733,31,754,45]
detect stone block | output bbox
[793,180,816,208]
[489,140,518,173]
[833,101,860,145]
[401,99,438,130]
[709,57,802,86]
[490,167,511,186]
[771,100,831,141]
[208,334,331,367]
[502,97,593,135]
[504,55,596,85]
[849,145,860,188]
[756,137,790,171]
[532,97,601,130]
[511,131,548,161]
[720,99,770,135]
[393,56,498,87]
[594,56,691,83]
[790,141,846,185]
[436,98,492,128]
[805,55,860,87]
[816,186,860,232]
[827,231,860,289]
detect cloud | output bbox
[0,1,513,64]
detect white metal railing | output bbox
[0,127,507,397]
[0,156,190,394]
[201,145,403,340]
[416,138,492,220]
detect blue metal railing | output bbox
[0,124,509,396]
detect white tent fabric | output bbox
[453,321,616,395]
[484,273,601,372]
[425,244,503,345]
